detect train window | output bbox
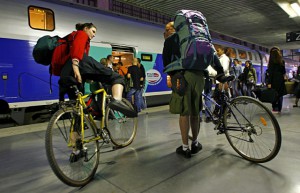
[264,55,268,63]
[28,6,55,31]
[253,52,258,61]
[248,52,252,60]
[238,50,247,60]
[141,54,153,62]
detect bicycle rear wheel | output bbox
[223,96,281,163]
[45,107,99,187]
[105,98,138,148]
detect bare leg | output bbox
[112,84,123,100]
[190,115,200,141]
[179,115,190,145]
[109,83,137,117]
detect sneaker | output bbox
[191,142,202,154]
[272,110,279,114]
[69,151,83,163]
[69,149,87,163]
[109,99,137,117]
[176,146,191,158]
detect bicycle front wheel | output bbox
[45,107,99,187]
[223,96,281,163]
[105,98,138,148]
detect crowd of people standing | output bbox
[200,45,298,118]
[98,55,146,113]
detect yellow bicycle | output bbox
[45,82,138,187]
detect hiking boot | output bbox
[176,146,191,158]
[109,99,137,118]
[191,142,202,154]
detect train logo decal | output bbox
[146,69,162,85]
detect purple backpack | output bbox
[164,10,215,73]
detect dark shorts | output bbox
[59,54,124,100]
[60,54,124,86]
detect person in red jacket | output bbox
[54,23,136,117]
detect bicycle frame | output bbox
[202,92,221,121]
[69,86,109,145]
[203,83,253,133]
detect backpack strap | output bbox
[175,21,186,32]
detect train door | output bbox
[112,46,135,68]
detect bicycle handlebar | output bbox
[218,75,235,83]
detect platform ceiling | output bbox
[120,0,300,50]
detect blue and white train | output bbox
[0,0,296,125]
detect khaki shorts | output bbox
[169,70,204,116]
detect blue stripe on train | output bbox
[0,38,60,103]
[145,54,171,93]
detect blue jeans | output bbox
[231,80,242,98]
[126,88,142,112]
[139,88,146,110]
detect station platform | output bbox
[0,96,300,193]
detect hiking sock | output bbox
[182,144,189,151]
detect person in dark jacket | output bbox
[266,47,287,113]
[243,60,257,97]
[162,22,180,70]
[137,58,146,110]
[293,66,300,107]
[127,58,143,112]
[54,23,136,117]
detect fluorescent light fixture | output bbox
[291,2,300,15]
[274,0,300,18]
[278,2,297,18]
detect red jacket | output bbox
[51,30,90,76]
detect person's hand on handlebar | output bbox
[216,74,235,83]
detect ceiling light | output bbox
[291,2,300,15]
[274,0,299,18]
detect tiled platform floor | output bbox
[0,96,299,193]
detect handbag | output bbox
[255,87,278,103]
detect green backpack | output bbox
[32,35,61,66]
[164,10,215,73]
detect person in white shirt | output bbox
[216,47,230,76]
[200,65,217,122]
[212,46,231,115]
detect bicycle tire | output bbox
[223,96,281,163]
[45,107,99,187]
[105,98,138,148]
